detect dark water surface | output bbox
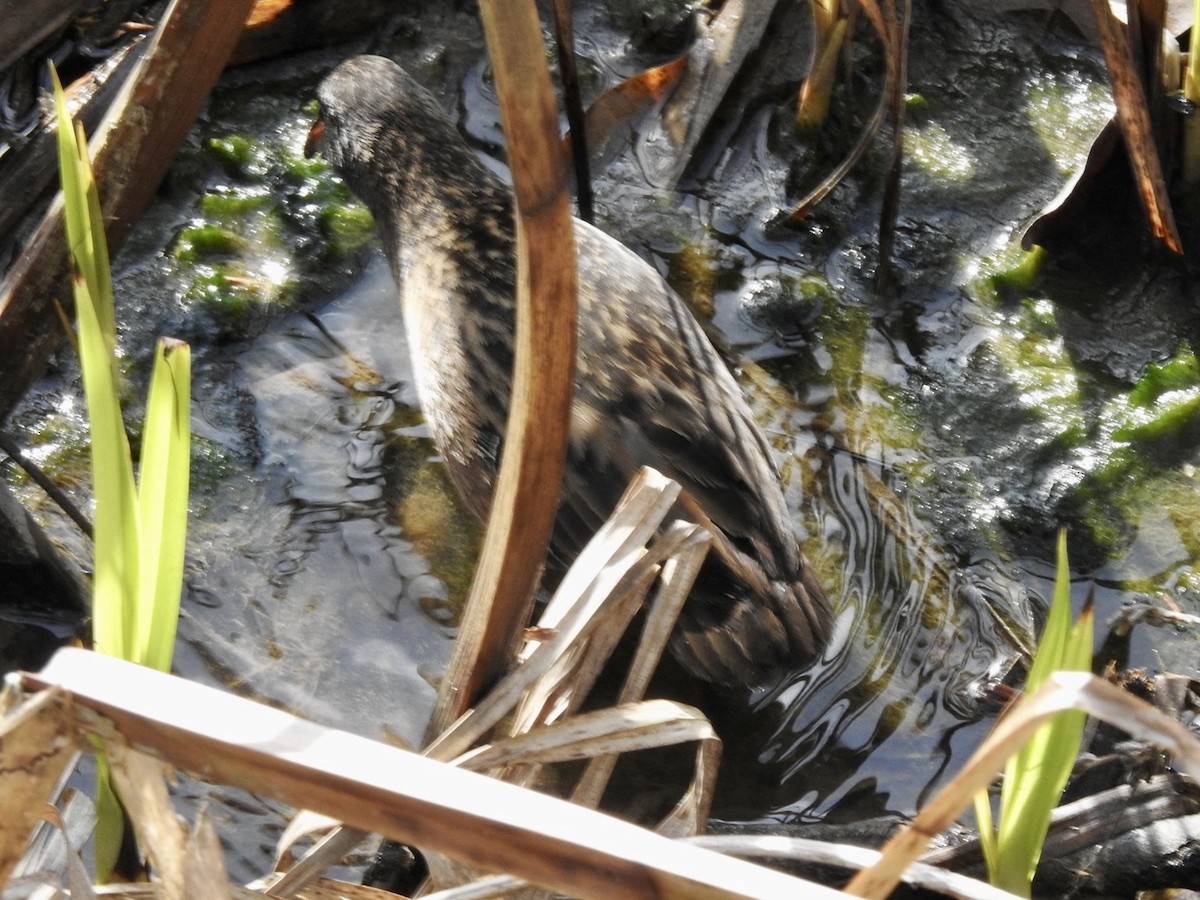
[5,0,1200,883]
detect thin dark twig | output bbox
[304,311,352,356]
[875,0,910,293]
[0,429,94,538]
[549,0,594,223]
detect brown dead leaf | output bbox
[570,56,689,172]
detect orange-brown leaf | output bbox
[569,56,689,169]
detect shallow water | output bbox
[5,0,1200,884]
[180,258,454,746]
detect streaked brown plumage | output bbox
[308,55,833,687]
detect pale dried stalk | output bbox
[508,522,700,739]
[690,835,1022,900]
[425,469,683,764]
[570,526,713,813]
[107,743,232,900]
[273,470,713,895]
[421,474,720,892]
[18,649,829,898]
[454,700,717,773]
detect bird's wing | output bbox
[566,223,801,583]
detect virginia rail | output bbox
[307,55,833,687]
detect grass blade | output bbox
[77,122,115,342]
[52,60,192,879]
[51,70,93,297]
[71,259,139,664]
[848,668,1200,899]
[72,272,139,882]
[135,338,191,672]
[92,751,124,883]
[972,785,997,879]
[989,528,1092,895]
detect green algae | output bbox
[1128,346,1200,407]
[986,246,1047,296]
[1075,346,1200,544]
[905,119,977,183]
[206,134,271,181]
[172,224,246,263]
[171,131,375,337]
[200,191,272,219]
[318,203,376,260]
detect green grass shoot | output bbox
[974,527,1094,896]
[52,63,192,879]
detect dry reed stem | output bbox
[107,743,232,900]
[271,471,713,894]
[1087,0,1183,252]
[428,0,580,737]
[17,648,832,899]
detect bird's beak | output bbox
[304,118,325,158]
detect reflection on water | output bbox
[695,408,1036,823]
[738,449,1029,822]
[180,257,460,750]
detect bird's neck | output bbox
[380,143,515,307]
[377,145,518,498]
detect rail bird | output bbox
[307,55,833,686]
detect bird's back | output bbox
[564,222,832,685]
